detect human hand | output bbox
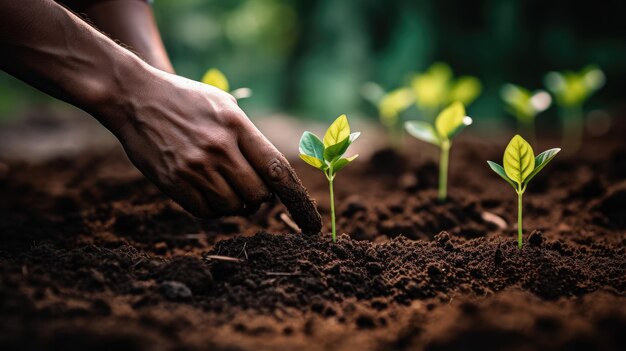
[107,70,322,234]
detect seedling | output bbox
[202,68,252,99]
[405,102,472,201]
[361,83,414,149]
[500,83,552,141]
[411,62,481,121]
[299,115,359,242]
[487,135,560,249]
[544,65,605,152]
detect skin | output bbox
[0,0,322,233]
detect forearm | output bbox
[82,0,174,73]
[0,0,149,130]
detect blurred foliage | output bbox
[410,62,481,120]
[202,68,230,92]
[501,84,551,122]
[1,0,625,125]
[544,65,605,108]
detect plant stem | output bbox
[561,104,583,153]
[328,176,336,243]
[438,141,450,202]
[517,191,523,249]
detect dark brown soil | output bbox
[0,125,625,351]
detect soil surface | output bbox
[1,121,625,351]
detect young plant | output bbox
[411,62,482,121]
[487,135,560,249]
[404,102,472,202]
[299,115,359,242]
[361,83,414,149]
[544,65,605,152]
[500,83,552,141]
[201,68,252,99]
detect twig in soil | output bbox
[238,242,248,260]
[205,255,243,263]
[264,271,303,277]
[279,212,301,233]
[481,211,508,230]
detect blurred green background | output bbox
[0,0,624,125]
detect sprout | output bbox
[544,65,605,152]
[487,135,560,249]
[201,68,252,99]
[299,115,359,242]
[405,102,472,201]
[361,83,414,149]
[500,83,552,140]
[411,62,482,120]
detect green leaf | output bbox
[524,148,561,185]
[378,88,414,126]
[449,76,481,105]
[405,121,440,146]
[332,154,358,173]
[487,161,516,189]
[299,154,324,170]
[323,136,350,162]
[201,68,229,92]
[349,132,360,143]
[435,102,468,140]
[323,114,351,147]
[503,135,535,187]
[299,132,324,160]
[581,65,605,91]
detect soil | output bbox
[0,122,625,351]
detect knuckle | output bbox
[201,137,230,157]
[181,152,208,169]
[221,109,245,130]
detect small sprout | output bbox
[487,135,560,249]
[361,83,414,149]
[201,68,252,99]
[500,83,552,141]
[544,65,605,152]
[299,115,359,242]
[411,62,482,120]
[405,102,472,201]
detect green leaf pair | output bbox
[544,65,605,107]
[487,134,560,249]
[299,114,359,179]
[404,101,472,147]
[487,135,560,193]
[201,68,252,99]
[404,102,472,201]
[299,115,359,243]
[411,62,482,111]
[500,84,552,122]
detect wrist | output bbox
[85,52,156,133]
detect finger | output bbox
[237,119,322,234]
[178,166,245,216]
[218,149,272,208]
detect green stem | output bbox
[329,176,336,243]
[387,123,404,151]
[517,191,523,249]
[561,105,583,153]
[438,141,450,202]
